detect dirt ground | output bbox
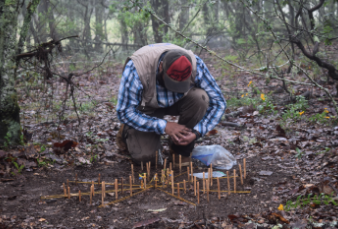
[1,154,296,228]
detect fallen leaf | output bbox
[38,218,46,222]
[278,204,284,211]
[206,129,218,136]
[271,213,289,224]
[147,208,167,212]
[259,171,273,176]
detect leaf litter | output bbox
[0,51,338,228]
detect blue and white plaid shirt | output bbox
[116,55,226,137]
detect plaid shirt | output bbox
[116,55,226,136]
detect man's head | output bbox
[158,49,192,93]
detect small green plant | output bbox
[308,111,331,124]
[285,193,337,211]
[317,147,331,155]
[40,144,46,152]
[227,94,262,109]
[12,161,25,174]
[37,158,47,167]
[295,147,304,159]
[90,154,98,163]
[282,95,309,121]
[3,132,12,149]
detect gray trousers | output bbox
[121,87,209,164]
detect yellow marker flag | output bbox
[278,204,284,211]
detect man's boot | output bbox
[116,124,128,154]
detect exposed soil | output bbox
[0,154,298,228]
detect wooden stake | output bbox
[197,181,200,204]
[102,181,105,206]
[227,171,230,195]
[169,162,172,172]
[131,164,134,183]
[67,179,69,187]
[210,164,213,186]
[184,180,186,193]
[243,158,246,179]
[194,176,196,196]
[203,172,205,194]
[206,179,209,202]
[173,154,175,168]
[179,155,182,173]
[208,168,210,187]
[233,169,236,193]
[239,164,243,185]
[75,173,78,185]
[98,173,101,185]
[155,151,158,169]
[161,170,164,184]
[63,183,67,197]
[171,171,174,195]
[141,161,143,171]
[146,162,149,179]
[217,177,220,199]
[129,176,132,196]
[144,177,147,189]
[68,186,70,199]
[177,183,180,197]
[148,161,151,179]
[187,166,190,181]
[90,185,93,205]
[121,178,124,194]
[91,181,94,196]
[141,180,144,189]
[164,158,167,170]
[155,173,157,188]
[79,190,81,202]
[115,179,118,199]
[190,162,193,179]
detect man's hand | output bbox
[165,122,191,143]
[175,132,196,146]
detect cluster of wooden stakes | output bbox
[41,152,250,207]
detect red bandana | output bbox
[166,56,192,81]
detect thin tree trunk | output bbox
[179,0,189,32]
[37,0,48,42]
[0,0,26,147]
[163,0,169,34]
[119,16,128,51]
[95,3,104,52]
[151,0,163,43]
[83,0,94,49]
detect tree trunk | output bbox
[83,0,94,49]
[37,0,48,42]
[46,0,59,41]
[134,21,147,46]
[151,0,163,43]
[163,0,169,34]
[179,0,189,32]
[95,3,104,52]
[0,0,23,147]
[119,16,129,51]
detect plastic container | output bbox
[192,145,237,170]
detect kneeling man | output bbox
[116,43,226,166]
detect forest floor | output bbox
[1,47,338,228]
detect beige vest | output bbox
[124,43,197,114]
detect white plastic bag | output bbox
[192,145,237,170]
